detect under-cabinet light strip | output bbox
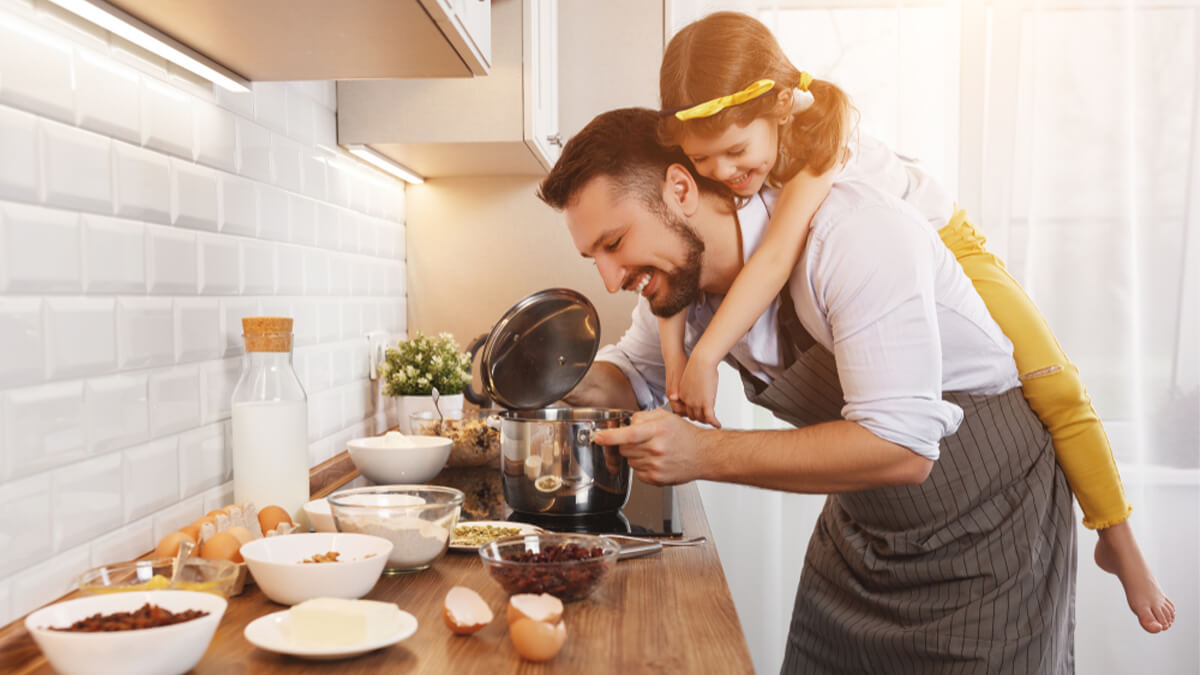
[345,145,426,185]
[46,0,252,93]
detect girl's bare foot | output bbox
[1093,520,1175,633]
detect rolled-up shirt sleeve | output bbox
[806,203,964,460]
[593,297,669,410]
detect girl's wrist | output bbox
[688,344,721,367]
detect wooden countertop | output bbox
[0,454,753,674]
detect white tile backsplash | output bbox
[82,215,145,293]
[86,373,149,453]
[172,160,220,231]
[74,49,140,144]
[122,438,179,521]
[4,381,86,479]
[45,297,116,379]
[0,0,405,623]
[0,298,43,388]
[52,453,122,551]
[0,202,80,292]
[148,366,201,437]
[117,297,173,368]
[146,226,198,294]
[41,119,111,213]
[0,105,38,202]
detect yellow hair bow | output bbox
[669,73,814,121]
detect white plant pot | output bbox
[394,393,464,434]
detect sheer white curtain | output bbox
[670,2,1200,673]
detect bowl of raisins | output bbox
[479,533,619,602]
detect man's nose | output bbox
[595,255,624,294]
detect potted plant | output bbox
[379,331,473,433]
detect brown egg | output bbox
[509,617,567,662]
[178,523,202,541]
[507,593,562,626]
[154,530,196,559]
[205,509,225,519]
[200,530,244,563]
[443,586,493,635]
[225,526,255,546]
[258,505,294,533]
[195,515,217,529]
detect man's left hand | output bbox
[591,408,710,485]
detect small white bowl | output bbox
[240,532,393,606]
[347,434,451,484]
[25,590,226,675]
[303,498,336,533]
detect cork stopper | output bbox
[242,316,294,352]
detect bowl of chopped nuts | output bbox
[25,589,226,675]
[410,408,503,468]
[239,532,393,606]
[479,533,619,602]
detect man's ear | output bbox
[664,163,700,216]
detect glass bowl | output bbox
[478,533,619,602]
[328,485,465,574]
[409,408,503,468]
[78,557,241,598]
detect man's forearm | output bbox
[562,361,640,410]
[698,420,933,493]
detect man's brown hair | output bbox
[537,107,731,214]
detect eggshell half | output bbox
[443,586,494,635]
[507,593,563,626]
[510,618,567,662]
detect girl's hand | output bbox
[678,355,721,428]
[663,350,689,417]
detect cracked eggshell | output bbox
[443,586,494,635]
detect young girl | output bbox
[657,10,1174,633]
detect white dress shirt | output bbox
[595,179,1019,460]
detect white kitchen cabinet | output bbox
[337,0,559,176]
[100,0,491,79]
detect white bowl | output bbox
[303,498,336,533]
[239,532,393,606]
[347,434,451,484]
[25,590,226,675]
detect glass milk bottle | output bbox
[231,316,309,527]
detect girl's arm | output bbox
[678,167,836,425]
[658,310,689,415]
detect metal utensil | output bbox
[608,534,707,548]
[612,535,707,561]
[431,386,444,426]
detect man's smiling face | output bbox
[565,174,704,318]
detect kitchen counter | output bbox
[0,454,753,673]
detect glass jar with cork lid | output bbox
[231,316,309,527]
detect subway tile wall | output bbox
[0,0,407,624]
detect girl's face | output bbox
[679,117,782,196]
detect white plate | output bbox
[243,608,418,660]
[450,521,543,552]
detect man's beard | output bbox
[646,211,704,318]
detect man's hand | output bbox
[591,408,709,485]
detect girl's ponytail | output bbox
[774,79,855,185]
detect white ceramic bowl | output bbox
[303,498,336,533]
[347,434,451,484]
[239,532,393,606]
[25,590,226,675]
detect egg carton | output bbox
[195,503,299,596]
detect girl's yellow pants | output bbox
[939,209,1132,529]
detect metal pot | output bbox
[489,407,632,515]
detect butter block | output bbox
[288,598,400,647]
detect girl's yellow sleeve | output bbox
[939,209,1133,529]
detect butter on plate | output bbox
[288,598,401,647]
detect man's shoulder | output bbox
[812,179,926,239]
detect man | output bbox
[537,108,1076,673]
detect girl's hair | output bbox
[659,11,856,185]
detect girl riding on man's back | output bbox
[657,10,1173,634]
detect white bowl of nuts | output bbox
[240,532,393,606]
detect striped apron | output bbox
[730,294,1077,674]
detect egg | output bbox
[225,526,255,546]
[509,617,567,662]
[154,530,196,559]
[200,530,244,563]
[205,509,226,519]
[507,593,562,626]
[178,523,202,541]
[443,586,493,635]
[258,505,294,533]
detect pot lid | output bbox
[477,288,600,410]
